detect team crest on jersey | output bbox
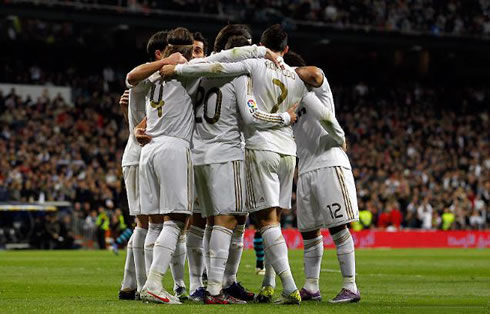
[247,99,257,111]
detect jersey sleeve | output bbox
[313,74,336,115]
[200,45,267,63]
[125,72,159,94]
[175,61,250,78]
[301,92,345,145]
[234,75,290,129]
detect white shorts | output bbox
[245,149,296,212]
[139,136,193,215]
[297,166,359,232]
[122,165,141,216]
[194,160,246,218]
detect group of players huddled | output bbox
[117,23,360,305]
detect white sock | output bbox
[261,224,297,294]
[262,254,276,289]
[203,224,212,274]
[186,225,205,294]
[121,233,136,290]
[331,228,357,292]
[207,225,233,296]
[170,233,187,291]
[145,220,184,292]
[144,223,163,276]
[303,235,323,293]
[223,224,245,288]
[132,227,148,292]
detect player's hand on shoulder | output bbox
[265,48,284,69]
[119,90,129,107]
[287,103,299,124]
[134,127,152,146]
[160,65,177,80]
[166,52,187,65]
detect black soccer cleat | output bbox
[118,289,136,300]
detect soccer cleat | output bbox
[135,291,141,301]
[300,288,322,301]
[140,288,182,304]
[254,285,274,303]
[174,286,189,301]
[204,292,247,304]
[223,282,255,301]
[189,287,206,302]
[118,289,136,300]
[255,267,265,275]
[273,289,301,305]
[328,288,361,304]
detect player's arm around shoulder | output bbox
[126,52,187,87]
[295,66,324,88]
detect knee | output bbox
[136,216,149,229]
[329,224,347,236]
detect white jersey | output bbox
[293,71,351,175]
[177,59,309,155]
[121,88,146,167]
[192,74,291,165]
[128,72,198,142]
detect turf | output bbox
[0,249,489,313]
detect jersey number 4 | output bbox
[195,86,223,124]
[150,83,165,118]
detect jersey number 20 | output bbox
[195,86,223,124]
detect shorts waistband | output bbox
[151,135,190,148]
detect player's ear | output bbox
[284,45,289,54]
[155,49,162,60]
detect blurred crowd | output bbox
[0,78,488,233]
[9,0,490,37]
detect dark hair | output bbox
[163,27,194,60]
[283,51,306,67]
[214,24,252,52]
[193,32,209,56]
[147,31,168,61]
[260,24,288,52]
[225,35,251,50]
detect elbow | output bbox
[126,72,137,87]
[309,68,324,88]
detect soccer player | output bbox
[189,27,296,304]
[166,31,212,303]
[162,24,343,304]
[126,27,193,304]
[118,31,173,300]
[285,52,361,303]
[118,88,148,300]
[193,32,208,58]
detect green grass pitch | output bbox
[0,248,489,313]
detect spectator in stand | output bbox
[96,207,110,249]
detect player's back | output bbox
[293,73,350,175]
[243,59,308,155]
[192,76,243,165]
[145,78,198,142]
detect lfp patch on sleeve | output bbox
[247,99,257,111]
